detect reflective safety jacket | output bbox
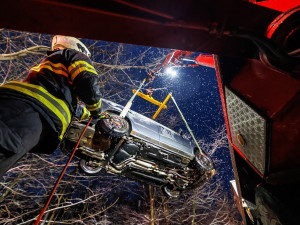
[0,49,102,141]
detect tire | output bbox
[194,149,215,172]
[161,185,181,198]
[188,149,215,190]
[97,113,130,138]
[79,158,103,175]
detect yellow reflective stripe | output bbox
[32,61,68,72]
[69,61,96,72]
[31,61,69,78]
[81,107,91,120]
[86,99,102,112]
[0,81,71,139]
[68,61,97,81]
[10,82,71,123]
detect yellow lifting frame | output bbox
[132,89,167,108]
[132,89,171,120]
[152,93,172,120]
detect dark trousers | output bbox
[0,98,43,179]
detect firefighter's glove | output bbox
[95,112,111,120]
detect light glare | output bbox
[166,67,177,77]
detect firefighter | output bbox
[0,35,103,179]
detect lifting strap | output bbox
[170,94,203,155]
[120,79,146,118]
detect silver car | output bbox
[63,99,215,197]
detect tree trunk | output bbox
[149,185,155,225]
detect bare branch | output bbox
[0,45,50,61]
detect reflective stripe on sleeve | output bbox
[31,61,69,79]
[0,81,71,139]
[86,99,102,112]
[81,107,91,120]
[68,61,98,81]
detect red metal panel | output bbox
[229,61,300,118]
[214,56,233,142]
[271,95,300,173]
[0,0,280,57]
[195,55,215,68]
[215,56,264,178]
[229,59,300,181]
[255,0,300,12]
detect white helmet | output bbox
[51,35,91,57]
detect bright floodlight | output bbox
[165,67,177,77]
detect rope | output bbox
[170,95,203,155]
[34,116,93,225]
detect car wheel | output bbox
[194,149,215,172]
[79,159,103,175]
[97,113,130,137]
[161,185,181,198]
